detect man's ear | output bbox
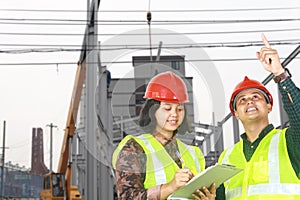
[234,111,239,120]
[267,103,272,113]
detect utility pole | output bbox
[1,121,6,198]
[46,123,58,172]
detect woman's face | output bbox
[154,102,185,135]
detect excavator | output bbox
[40,62,86,200]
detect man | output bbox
[216,34,300,199]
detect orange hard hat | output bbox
[229,76,273,115]
[144,71,189,103]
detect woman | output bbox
[112,71,216,200]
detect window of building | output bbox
[44,175,50,189]
[171,61,180,70]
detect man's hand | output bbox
[256,33,284,76]
[192,183,216,200]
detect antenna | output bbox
[147,0,153,62]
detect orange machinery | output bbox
[40,62,86,200]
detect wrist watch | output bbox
[273,68,291,83]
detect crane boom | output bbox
[40,62,86,200]
[58,62,86,173]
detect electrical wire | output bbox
[0,18,300,25]
[9,139,30,149]
[0,7,300,12]
[1,39,300,48]
[0,8,299,66]
[1,40,300,54]
[0,27,300,36]
[147,0,153,61]
[0,57,299,66]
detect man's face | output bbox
[234,89,272,122]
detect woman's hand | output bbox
[160,168,194,199]
[192,183,216,200]
[169,168,194,191]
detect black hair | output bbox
[232,88,271,111]
[138,99,191,135]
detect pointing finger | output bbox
[261,33,271,48]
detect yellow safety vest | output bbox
[112,134,205,189]
[218,128,300,200]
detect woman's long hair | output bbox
[138,99,191,135]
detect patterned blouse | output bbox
[114,132,183,200]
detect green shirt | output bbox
[216,77,300,200]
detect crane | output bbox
[40,62,86,200]
[39,0,102,197]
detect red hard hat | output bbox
[144,71,189,103]
[229,76,273,115]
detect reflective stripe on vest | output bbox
[184,144,200,172]
[221,146,235,187]
[138,134,167,185]
[112,134,204,189]
[179,139,204,173]
[221,129,300,199]
[138,134,203,187]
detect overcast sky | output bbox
[0,0,299,170]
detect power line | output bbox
[1,40,300,54]
[1,39,300,48]
[98,7,300,13]
[0,27,300,37]
[0,7,299,66]
[0,21,85,26]
[0,7,300,13]
[0,57,299,66]
[9,140,30,149]
[0,18,300,25]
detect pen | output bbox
[176,150,186,169]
